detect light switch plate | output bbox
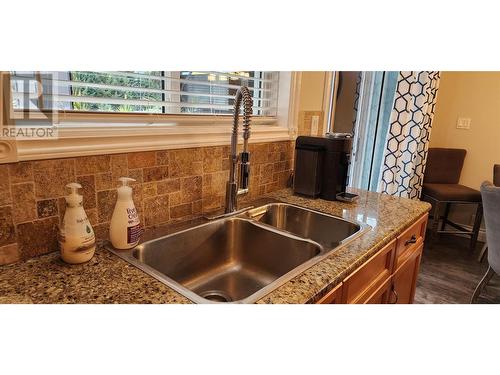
[456,117,471,129]
[311,115,320,135]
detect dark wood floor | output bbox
[415,233,500,304]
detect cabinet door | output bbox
[364,277,392,304]
[392,242,423,304]
[316,283,343,304]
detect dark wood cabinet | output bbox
[392,242,423,304]
[364,277,392,304]
[316,282,343,304]
[341,240,395,304]
[315,213,428,304]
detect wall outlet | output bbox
[311,115,320,135]
[456,117,471,129]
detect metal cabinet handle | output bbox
[405,235,417,246]
[390,287,399,304]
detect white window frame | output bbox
[0,72,300,163]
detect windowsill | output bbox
[5,121,293,162]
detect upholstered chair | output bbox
[494,164,500,187]
[478,165,500,262]
[471,181,500,303]
[422,148,483,251]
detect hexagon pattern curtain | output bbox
[378,71,440,199]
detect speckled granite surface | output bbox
[0,188,430,304]
[0,248,191,304]
[258,189,431,303]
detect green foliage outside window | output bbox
[70,71,163,113]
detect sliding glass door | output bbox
[348,71,398,191]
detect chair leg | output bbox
[470,266,495,303]
[431,201,441,240]
[440,202,450,231]
[478,243,488,263]
[470,203,483,252]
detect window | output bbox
[9,71,280,117]
[2,71,296,164]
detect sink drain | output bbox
[200,290,233,303]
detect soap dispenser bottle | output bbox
[109,177,142,249]
[59,182,96,264]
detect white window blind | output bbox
[10,71,280,117]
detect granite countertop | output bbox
[0,188,431,304]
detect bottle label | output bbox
[127,207,139,222]
[127,223,143,244]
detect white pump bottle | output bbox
[59,182,96,264]
[109,177,142,249]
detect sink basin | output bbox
[242,203,361,250]
[110,217,322,303]
[108,201,368,303]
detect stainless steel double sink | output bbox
[108,202,369,303]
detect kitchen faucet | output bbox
[225,86,253,213]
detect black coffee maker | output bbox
[293,135,352,201]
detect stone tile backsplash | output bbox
[0,141,294,265]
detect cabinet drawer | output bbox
[341,240,396,304]
[316,283,343,304]
[395,213,428,268]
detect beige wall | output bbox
[430,72,500,189]
[296,71,328,137]
[299,71,327,112]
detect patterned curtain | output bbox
[378,71,440,199]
